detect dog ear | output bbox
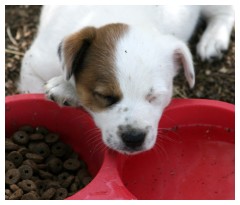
[173,42,195,88]
[58,27,96,80]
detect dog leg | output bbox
[197,6,234,61]
[44,76,80,107]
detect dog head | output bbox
[58,23,195,154]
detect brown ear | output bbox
[59,27,96,80]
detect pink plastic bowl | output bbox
[5,94,235,200]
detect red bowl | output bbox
[5,94,235,199]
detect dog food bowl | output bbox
[5,94,235,200]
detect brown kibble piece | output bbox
[18,147,29,156]
[5,160,15,171]
[5,189,12,196]
[7,151,23,167]
[10,184,20,192]
[47,157,63,174]
[29,133,44,141]
[19,165,33,180]
[70,182,78,193]
[33,142,50,158]
[37,163,47,170]
[58,172,70,182]
[77,169,90,181]
[18,180,36,192]
[5,139,20,151]
[6,169,21,185]
[51,142,67,157]
[41,188,56,200]
[19,125,34,134]
[82,176,92,186]
[38,170,53,179]
[46,181,61,189]
[22,160,38,173]
[21,191,39,200]
[35,180,47,192]
[61,175,74,188]
[55,188,68,200]
[45,133,59,144]
[25,153,44,163]
[35,126,49,135]
[12,131,29,145]
[63,158,80,171]
[9,189,23,200]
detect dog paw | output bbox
[44,76,80,107]
[197,25,230,61]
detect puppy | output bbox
[18,6,234,154]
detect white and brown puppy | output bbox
[18,6,234,154]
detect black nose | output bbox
[120,128,146,148]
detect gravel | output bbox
[5,6,235,104]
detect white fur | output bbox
[18,6,234,154]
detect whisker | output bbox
[90,139,105,158]
[160,113,178,125]
[85,132,102,145]
[157,128,181,143]
[84,128,101,139]
[68,113,93,125]
[153,141,169,160]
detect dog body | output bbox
[18,6,234,154]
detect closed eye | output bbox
[93,92,120,107]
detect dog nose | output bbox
[120,128,146,148]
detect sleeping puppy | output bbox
[18,6,234,154]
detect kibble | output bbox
[47,157,63,174]
[9,189,23,200]
[41,188,56,200]
[5,160,15,171]
[7,151,23,167]
[32,142,50,158]
[38,170,53,179]
[61,175,75,188]
[12,131,29,145]
[35,180,46,192]
[25,153,44,163]
[22,160,38,173]
[18,165,33,180]
[29,133,44,141]
[82,176,92,186]
[5,126,93,200]
[5,189,12,197]
[18,180,36,192]
[21,191,39,200]
[46,181,61,189]
[19,125,35,134]
[63,159,81,171]
[51,142,67,157]
[18,147,29,156]
[55,188,68,199]
[45,133,59,144]
[5,139,20,151]
[35,126,49,135]
[10,184,20,192]
[58,172,70,182]
[6,169,21,185]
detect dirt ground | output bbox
[5,6,235,104]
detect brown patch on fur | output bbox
[62,23,129,112]
[63,27,96,80]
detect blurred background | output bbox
[5,5,235,104]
